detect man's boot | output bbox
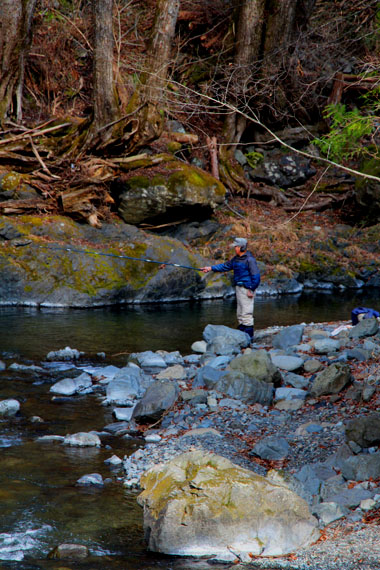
[245,326,254,340]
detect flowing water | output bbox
[1,290,380,570]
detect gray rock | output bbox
[314,338,340,354]
[229,349,282,385]
[105,455,123,466]
[303,359,322,374]
[132,380,179,422]
[349,317,379,338]
[312,502,348,525]
[326,487,373,508]
[181,389,207,405]
[156,364,186,381]
[129,351,167,371]
[214,370,274,406]
[252,436,290,460]
[310,363,352,396]
[275,387,307,402]
[77,473,104,487]
[207,355,231,369]
[284,371,310,389]
[48,543,89,560]
[272,325,305,350]
[50,372,92,396]
[346,348,371,361]
[340,452,380,481]
[218,398,247,410]
[271,355,304,371]
[362,384,376,402]
[0,398,20,417]
[117,160,225,225]
[203,324,250,355]
[345,413,380,448]
[63,432,101,447]
[193,365,225,388]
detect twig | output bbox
[0,122,72,147]
[28,136,60,179]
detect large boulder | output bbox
[137,451,319,560]
[345,413,380,448]
[116,157,225,225]
[340,452,380,482]
[203,324,251,355]
[309,363,352,397]
[0,215,221,307]
[213,370,274,406]
[348,317,379,338]
[132,380,179,423]
[229,350,282,386]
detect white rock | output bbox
[113,406,135,421]
[191,340,207,354]
[144,434,162,443]
[360,498,376,511]
[0,399,20,416]
[63,432,101,447]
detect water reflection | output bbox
[0,290,380,360]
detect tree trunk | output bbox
[0,0,37,125]
[123,0,180,154]
[92,0,119,135]
[262,0,316,74]
[224,0,266,144]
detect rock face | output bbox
[229,350,282,385]
[310,363,352,397]
[345,413,380,448]
[116,157,225,225]
[137,451,319,559]
[0,215,228,307]
[203,324,251,355]
[132,380,179,422]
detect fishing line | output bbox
[20,242,202,271]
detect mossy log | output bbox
[219,146,248,194]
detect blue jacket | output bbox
[211,251,260,291]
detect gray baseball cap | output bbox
[231,237,247,248]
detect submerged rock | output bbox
[0,398,20,417]
[137,451,319,559]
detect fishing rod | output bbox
[22,242,202,271]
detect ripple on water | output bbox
[0,433,23,448]
[0,524,53,561]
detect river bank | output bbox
[1,315,380,568]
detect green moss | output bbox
[167,141,182,153]
[1,172,23,192]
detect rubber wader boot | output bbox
[245,326,254,340]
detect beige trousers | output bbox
[236,286,255,326]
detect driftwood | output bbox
[0,198,54,214]
[59,186,114,228]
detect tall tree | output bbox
[0,0,37,124]
[93,0,119,135]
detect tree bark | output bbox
[224,0,266,144]
[92,0,119,138]
[0,0,37,125]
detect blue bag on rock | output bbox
[351,307,380,326]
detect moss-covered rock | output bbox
[0,215,228,307]
[138,451,319,559]
[116,157,225,225]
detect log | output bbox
[0,198,54,214]
[206,136,219,180]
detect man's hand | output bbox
[247,289,254,298]
[201,266,212,273]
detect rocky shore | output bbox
[2,317,380,567]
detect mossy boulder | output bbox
[0,215,228,307]
[115,157,225,225]
[0,171,39,201]
[137,451,319,560]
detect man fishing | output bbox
[201,237,260,340]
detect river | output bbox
[1,290,380,570]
